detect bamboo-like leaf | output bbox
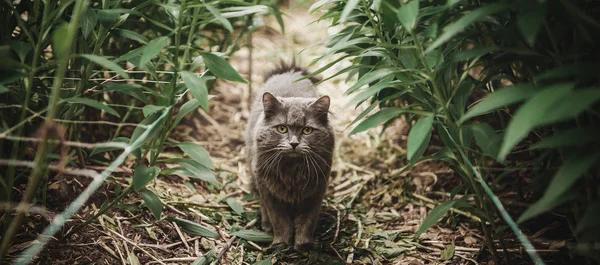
[469,123,501,158]
[160,158,217,185]
[427,2,510,53]
[201,52,247,83]
[460,84,538,123]
[140,36,168,67]
[117,29,148,44]
[64,97,120,118]
[498,83,573,161]
[142,105,165,117]
[103,83,148,104]
[133,165,160,192]
[172,99,201,128]
[89,137,129,156]
[140,189,163,220]
[344,68,396,95]
[407,116,434,162]
[340,0,359,23]
[350,108,405,135]
[532,127,599,149]
[80,54,130,79]
[181,71,214,111]
[416,200,457,237]
[231,230,273,243]
[226,198,244,215]
[206,4,233,32]
[52,23,69,59]
[169,217,219,238]
[517,1,547,46]
[173,142,214,169]
[397,0,419,31]
[518,153,600,223]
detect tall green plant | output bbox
[310,0,600,263]
[0,0,283,262]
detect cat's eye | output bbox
[276,125,288,133]
[302,127,313,135]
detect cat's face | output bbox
[255,93,333,158]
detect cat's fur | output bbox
[245,62,334,249]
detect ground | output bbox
[4,4,569,265]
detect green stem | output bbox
[65,185,134,237]
[0,0,89,260]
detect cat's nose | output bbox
[290,142,299,149]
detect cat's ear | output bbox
[262,92,282,118]
[309,96,330,123]
[310,96,330,113]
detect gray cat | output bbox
[244,62,334,250]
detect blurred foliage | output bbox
[0,0,282,260]
[310,0,600,263]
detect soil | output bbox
[2,4,577,265]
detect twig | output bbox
[215,219,257,264]
[105,229,167,265]
[412,193,484,223]
[172,221,191,252]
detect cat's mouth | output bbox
[281,150,303,158]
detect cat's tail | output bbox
[263,58,322,84]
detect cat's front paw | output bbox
[271,236,292,248]
[294,236,314,251]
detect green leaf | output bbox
[226,198,244,215]
[140,189,163,220]
[133,165,160,192]
[427,2,510,53]
[128,251,141,265]
[142,105,165,117]
[0,84,8,94]
[416,200,457,237]
[191,250,215,265]
[140,36,169,67]
[439,242,455,261]
[169,217,219,238]
[173,99,201,128]
[89,137,129,156]
[397,0,419,31]
[64,97,120,118]
[407,116,434,162]
[498,83,573,161]
[469,123,501,158]
[350,107,405,135]
[517,1,547,46]
[231,230,273,243]
[201,53,247,83]
[160,158,217,185]
[52,23,69,59]
[345,68,397,95]
[518,153,600,223]
[537,88,600,125]
[103,83,148,104]
[173,142,214,169]
[460,84,538,123]
[117,29,148,44]
[181,71,214,111]
[80,54,130,79]
[532,127,600,149]
[340,0,359,23]
[346,79,399,108]
[206,4,233,32]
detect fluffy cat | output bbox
[244,62,334,250]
